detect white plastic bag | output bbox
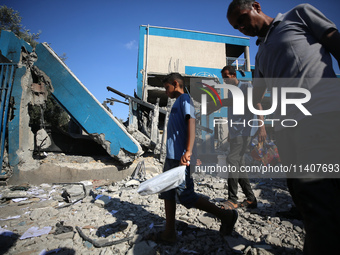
[137,165,186,196]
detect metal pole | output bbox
[245,46,251,72]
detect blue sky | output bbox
[2,0,340,120]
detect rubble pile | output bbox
[0,170,304,255]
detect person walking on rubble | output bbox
[148,72,238,243]
[227,1,340,254]
[212,65,266,210]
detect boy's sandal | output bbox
[239,199,257,209]
[220,200,238,210]
[145,231,177,244]
[220,209,238,236]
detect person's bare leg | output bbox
[194,196,238,235]
[194,197,231,220]
[162,199,177,241]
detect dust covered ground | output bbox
[0,155,304,255]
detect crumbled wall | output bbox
[16,66,40,171]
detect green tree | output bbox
[0,5,40,47]
[0,5,21,33]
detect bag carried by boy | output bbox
[137,165,186,196]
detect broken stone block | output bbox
[4,191,28,199]
[115,242,129,254]
[253,244,272,250]
[179,215,190,222]
[80,181,93,195]
[63,185,85,201]
[213,182,227,190]
[94,196,112,208]
[108,185,119,192]
[125,179,140,187]
[36,129,52,149]
[281,220,293,229]
[288,238,300,247]
[197,216,214,228]
[130,224,138,235]
[126,241,156,255]
[54,231,75,240]
[30,209,44,220]
[233,244,246,252]
[249,228,261,239]
[32,199,58,209]
[294,225,303,233]
[92,179,111,189]
[266,235,282,246]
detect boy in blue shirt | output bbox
[154,73,238,243]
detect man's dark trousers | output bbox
[227,136,256,203]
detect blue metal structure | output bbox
[0,31,142,175]
[7,66,26,178]
[0,63,16,174]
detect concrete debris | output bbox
[36,129,52,150]
[0,173,305,254]
[127,127,155,150]
[31,83,48,105]
[131,160,146,181]
[125,179,140,187]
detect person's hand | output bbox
[257,126,267,143]
[180,151,191,166]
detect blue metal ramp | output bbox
[33,42,142,162]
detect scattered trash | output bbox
[0,215,21,221]
[0,174,304,254]
[61,190,71,203]
[11,197,29,203]
[53,182,87,209]
[75,226,132,248]
[10,184,30,191]
[20,226,52,240]
[39,248,62,255]
[54,221,73,235]
[108,210,118,215]
[95,194,103,200]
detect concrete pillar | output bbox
[160,98,172,163]
[128,99,138,130]
[150,98,160,143]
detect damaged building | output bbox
[1,26,262,184]
[0,30,143,185]
[107,25,255,164]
